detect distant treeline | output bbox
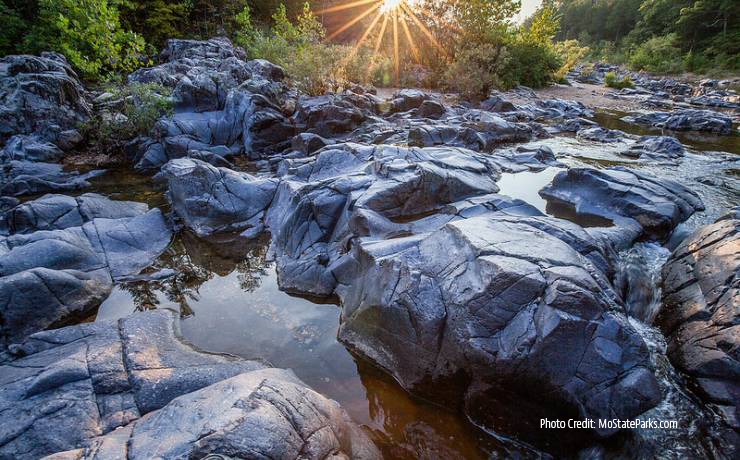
[545,0,739,73]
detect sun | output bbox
[316,0,440,84]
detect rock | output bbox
[267,143,505,296]
[0,135,64,163]
[408,111,534,150]
[577,127,625,143]
[0,209,172,345]
[540,167,704,240]
[0,193,148,235]
[0,268,112,348]
[159,158,278,238]
[0,310,266,459]
[292,94,373,137]
[127,38,294,168]
[291,132,333,155]
[480,95,517,113]
[537,99,593,119]
[623,136,685,160]
[556,117,598,132]
[1,161,103,197]
[337,213,660,436]
[389,89,431,113]
[490,145,564,172]
[45,369,381,460]
[417,100,447,119]
[623,109,733,134]
[656,211,740,435]
[0,53,91,146]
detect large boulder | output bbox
[44,369,381,460]
[0,209,172,346]
[656,210,740,435]
[292,93,378,137]
[0,53,90,146]
[389,89,432,113]
[337,214,661,436]
[267,143,506,296]
[622,136,685,161]
[0,310,267,459]
[0,193,148,235]
[540,167,704,241]
[159,158,278,238]
[623,109,733,134]
[0,135,64,163]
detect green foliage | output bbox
[82,83,173,150]
[628,33,684,73]
[118,0,189,47]
[553,40,589,82]
[0,3,27,55]
[604,72,634,89]
[24,0,148,81]
[443,42,509,101]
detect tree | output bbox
[24,0,147,80]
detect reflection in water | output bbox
[95,231,532,458]
[497,167,564,213]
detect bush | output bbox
[237,2,388,95]
[25,0,148,81]
[82,83,173,151]
[628,34,684,74]
[553,40,590,82]
[502,38,562,89]
[443,42,509,101]
[604,72,634,89]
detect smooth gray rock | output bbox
[0,209,172,346]
[623,109,733,134]
[0,310,266,459]
[0,135,64,163]
[292,93,375,137]
[1,161,102,197]
[43,369,381,460]
[540,167,704,240]
[656,211,739,436]
[389,89,431,113]
[623,136,685,160]
[160,158,278,237]
[408,111,534,150]
[267,143,505,296]
[577,127,625,143]
[0,53,91,145]
[0,193,148,235]
[337,214,660,436]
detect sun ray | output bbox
[354,10,384,51]
[399,13,421,64]
[373,12,390,54]
[400,2,447,57]
[326,3,382,42]
[315,0,379,16]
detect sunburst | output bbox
[316,0,442,84]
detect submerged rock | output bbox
[656,210,740,437]
[0,310,266,459]
[45,369,380,460]
[0,161,103,197]
[160,158,278,238]
[540,167,704,241]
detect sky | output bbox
[517,0,543,23]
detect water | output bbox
[497,167,564,213]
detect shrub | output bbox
[82,83,173,151]
[25,0,148,81]
[553,40,590,82]
[604,72,635,89]
[628,34,684,74]
[443,42,509,101]
[502,38,562,89]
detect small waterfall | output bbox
[614,242,671,324]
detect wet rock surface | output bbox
[45,369,381,460]
[622,109,733,134]
[657,210,740,437]
[0,310,267,459]
[540,167,704,241]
